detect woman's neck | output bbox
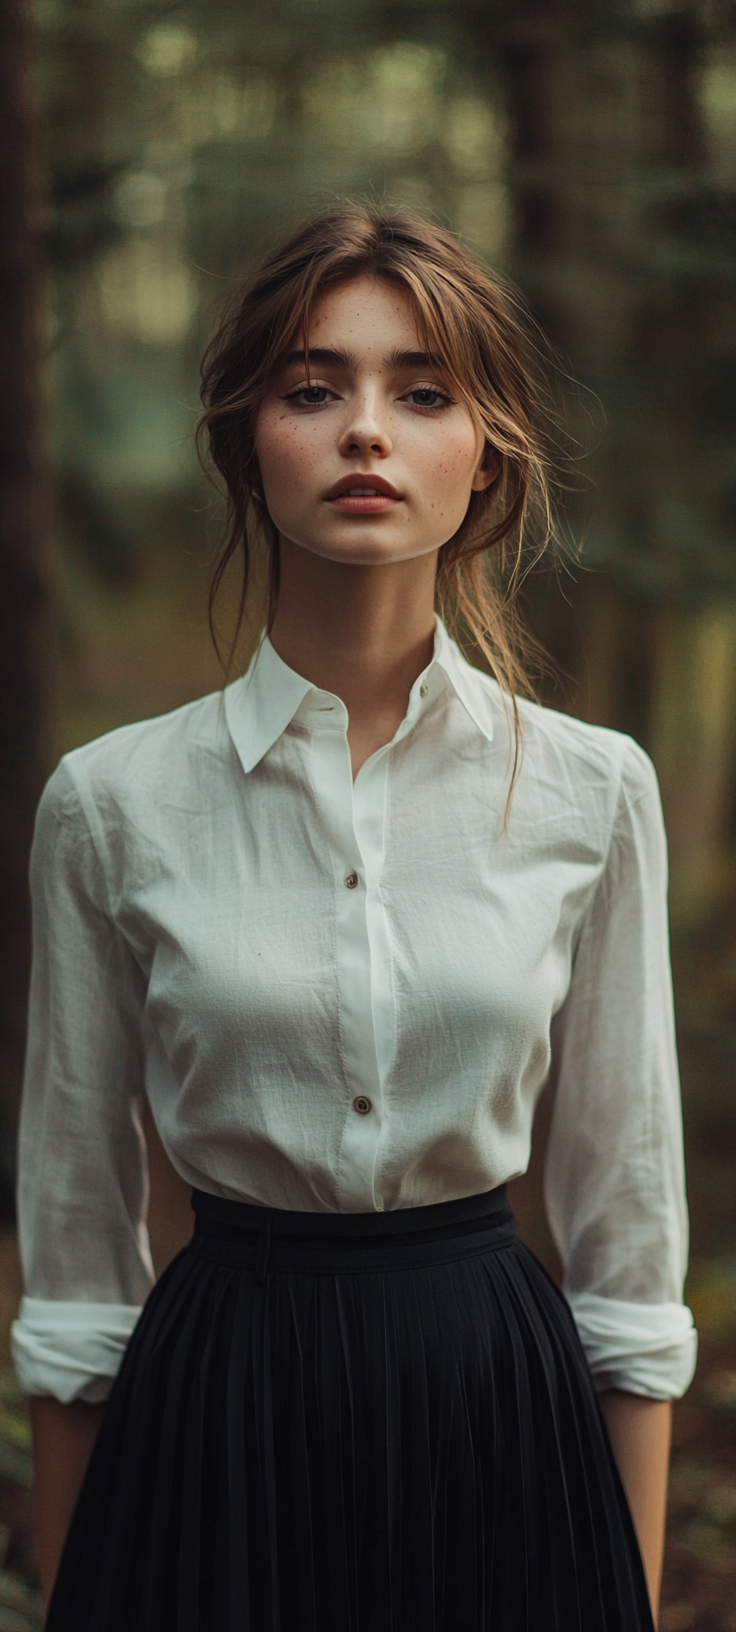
[268,537,438,777]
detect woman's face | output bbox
[255,275,497,568]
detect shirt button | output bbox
[344,870,359,889]
[353,1096,372,1115]
[419,683,428,698]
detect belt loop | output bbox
[255,1213,272,1286]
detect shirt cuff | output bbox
[12,1297,142,1404]
[566,1292,698,1401]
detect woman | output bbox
[14,207,696,1631]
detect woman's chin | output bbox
[281,530,440,569]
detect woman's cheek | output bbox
[427,450,476,512]
[259,425,310,499]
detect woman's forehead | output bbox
[304,275,420,349]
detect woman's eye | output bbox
[404,387,449,409]
[286,384,333,406]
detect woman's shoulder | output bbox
[515,693,654,786]
[479,683,660,835]
[494,694,662,863]
[457,657,654,793]
[39,688,230,832]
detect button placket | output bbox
[348,750,396,1210]
[306,725,382,1209]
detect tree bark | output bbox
[0,0,53,1215]
[649,602,736,926]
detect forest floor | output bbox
[0,903,733,1630]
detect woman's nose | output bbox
[337,396,393,459]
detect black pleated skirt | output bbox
[47,1187,654,1632]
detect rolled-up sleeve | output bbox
[12,757,154,1403]
[545,738,697,1400]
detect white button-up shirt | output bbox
[12,622,696,1403]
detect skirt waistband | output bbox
[190,1186,516,1280]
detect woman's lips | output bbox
[327,492,402,513]
[323,478,404,514]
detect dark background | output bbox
[0,2,735,1624]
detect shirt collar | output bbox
[224,618,494,776]
[430,618,496,745]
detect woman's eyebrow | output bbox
[285,347,448,372]
[386,348,448,371]
[286,347,356,370]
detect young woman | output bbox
[15,207,696,1631]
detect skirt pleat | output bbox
[46,1189,654,1632]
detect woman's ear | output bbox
[471,447,501,493]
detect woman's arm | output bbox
[30,1397,105,1614]
[16,762,153,1611]
[599,1390,671,1626]
[542,741,694,1624]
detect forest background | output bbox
[1,1,736,1627]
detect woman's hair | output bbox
[197,204,561,739]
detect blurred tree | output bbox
[501,0,736,917]
[0,0,54,1213]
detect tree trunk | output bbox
[0,0,53,1216]
[500,6,732,920]
[650,602,736,926]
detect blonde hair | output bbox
[197,205,559,760]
